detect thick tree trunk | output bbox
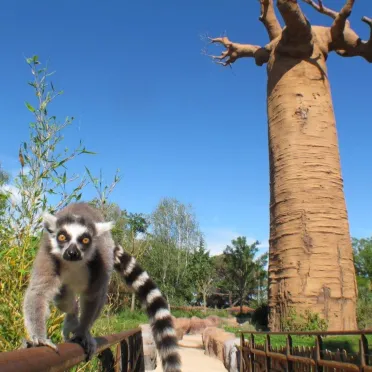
[267,49,358,331]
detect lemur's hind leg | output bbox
[54,285,79,341]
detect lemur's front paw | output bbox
[22,336,59,352]
[69,332,97,361]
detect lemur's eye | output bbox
[82,237,90,244]
[58,234,66,242]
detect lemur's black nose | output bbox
[63,244,82,261]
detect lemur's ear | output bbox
[43,212,57,234]
[95,221,114,236]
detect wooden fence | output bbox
[0,328,144,372]
[239,330,372,372]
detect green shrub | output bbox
[356,286,372,329]
[282,308,328,332]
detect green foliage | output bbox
[282,308,328,332]
[187,237,215,308]
[0,165,10,222]
[93,309,147,335]
[352,237,372,329]
[86,168,121,215]
[353,237,372,280]
[223,237,268,312]
[356,286,372,329]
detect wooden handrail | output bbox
[0,328,144,372]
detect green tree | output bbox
[352,237,372,329]
[211,254,233,307]
[145,198,201,303]
[125,213,150,254]
[188,237,215,312]
[353,237,372,283]
[125,212,150,311]
[223,237,268,313]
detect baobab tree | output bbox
[207,0,371,331]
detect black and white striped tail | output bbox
[113,245,181,372]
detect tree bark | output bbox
[130,292,136,312]
[266,44,357,331]
[203,291,207,313]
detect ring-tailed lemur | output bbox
[23,202,181,372]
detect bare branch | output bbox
[207,36,268,66]
[259,0,282,40]
[335,16,372,62]
[301,0,338,19]
[302,0,372,62]
[277,0,312,41]
[331,0,355,41]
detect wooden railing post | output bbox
[121,339,129,372]
[360,334,369,370]
[286,335,293,372]
[240,333,245,372]
[265,334,271,371]
[249,334,255,372]
[315,335,323,372]
[135,331,145,372]
[99,348,115,372]
[115,342,122,372]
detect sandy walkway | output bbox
[151,334,226,372]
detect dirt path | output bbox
[151,334,226,372]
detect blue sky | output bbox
[0,1,371,255]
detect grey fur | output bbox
[23,203,114,359]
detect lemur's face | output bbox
[42,212,113,262]
[54,223,93,261]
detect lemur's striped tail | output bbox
[113,245,181,372]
